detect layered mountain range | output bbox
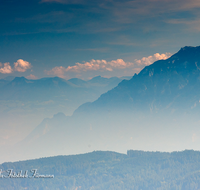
[0,75,125,102]
[0,75,128,162]
[0,75,125,117]
[4,46,200,162]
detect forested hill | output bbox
[1,150,200,190]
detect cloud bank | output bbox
[0,63,13,74]
[0,59,31,74]
[46,52,172,79]
[134,53,171,66]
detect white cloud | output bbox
[46,66,66,78]
[14,59,32,72]
[0,59,32,74]
[134,53,172,66]
[0,62,13,74]
[46,59,133,78]
[46,52,172,79]
[26,74,38,79]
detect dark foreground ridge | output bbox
[1,150,200,190]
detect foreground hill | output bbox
[1,150,200,190]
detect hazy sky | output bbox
[1,0,200,79]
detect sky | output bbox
[1,0,200,80]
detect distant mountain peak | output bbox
[172,45,200,58]
[137,45,200,78]
[11,76,29,83]
[179,45,200,51]
[92,75,102,79]
[13,76,26,80]
[53,112,66,119]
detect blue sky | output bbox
[1,0,200,79]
